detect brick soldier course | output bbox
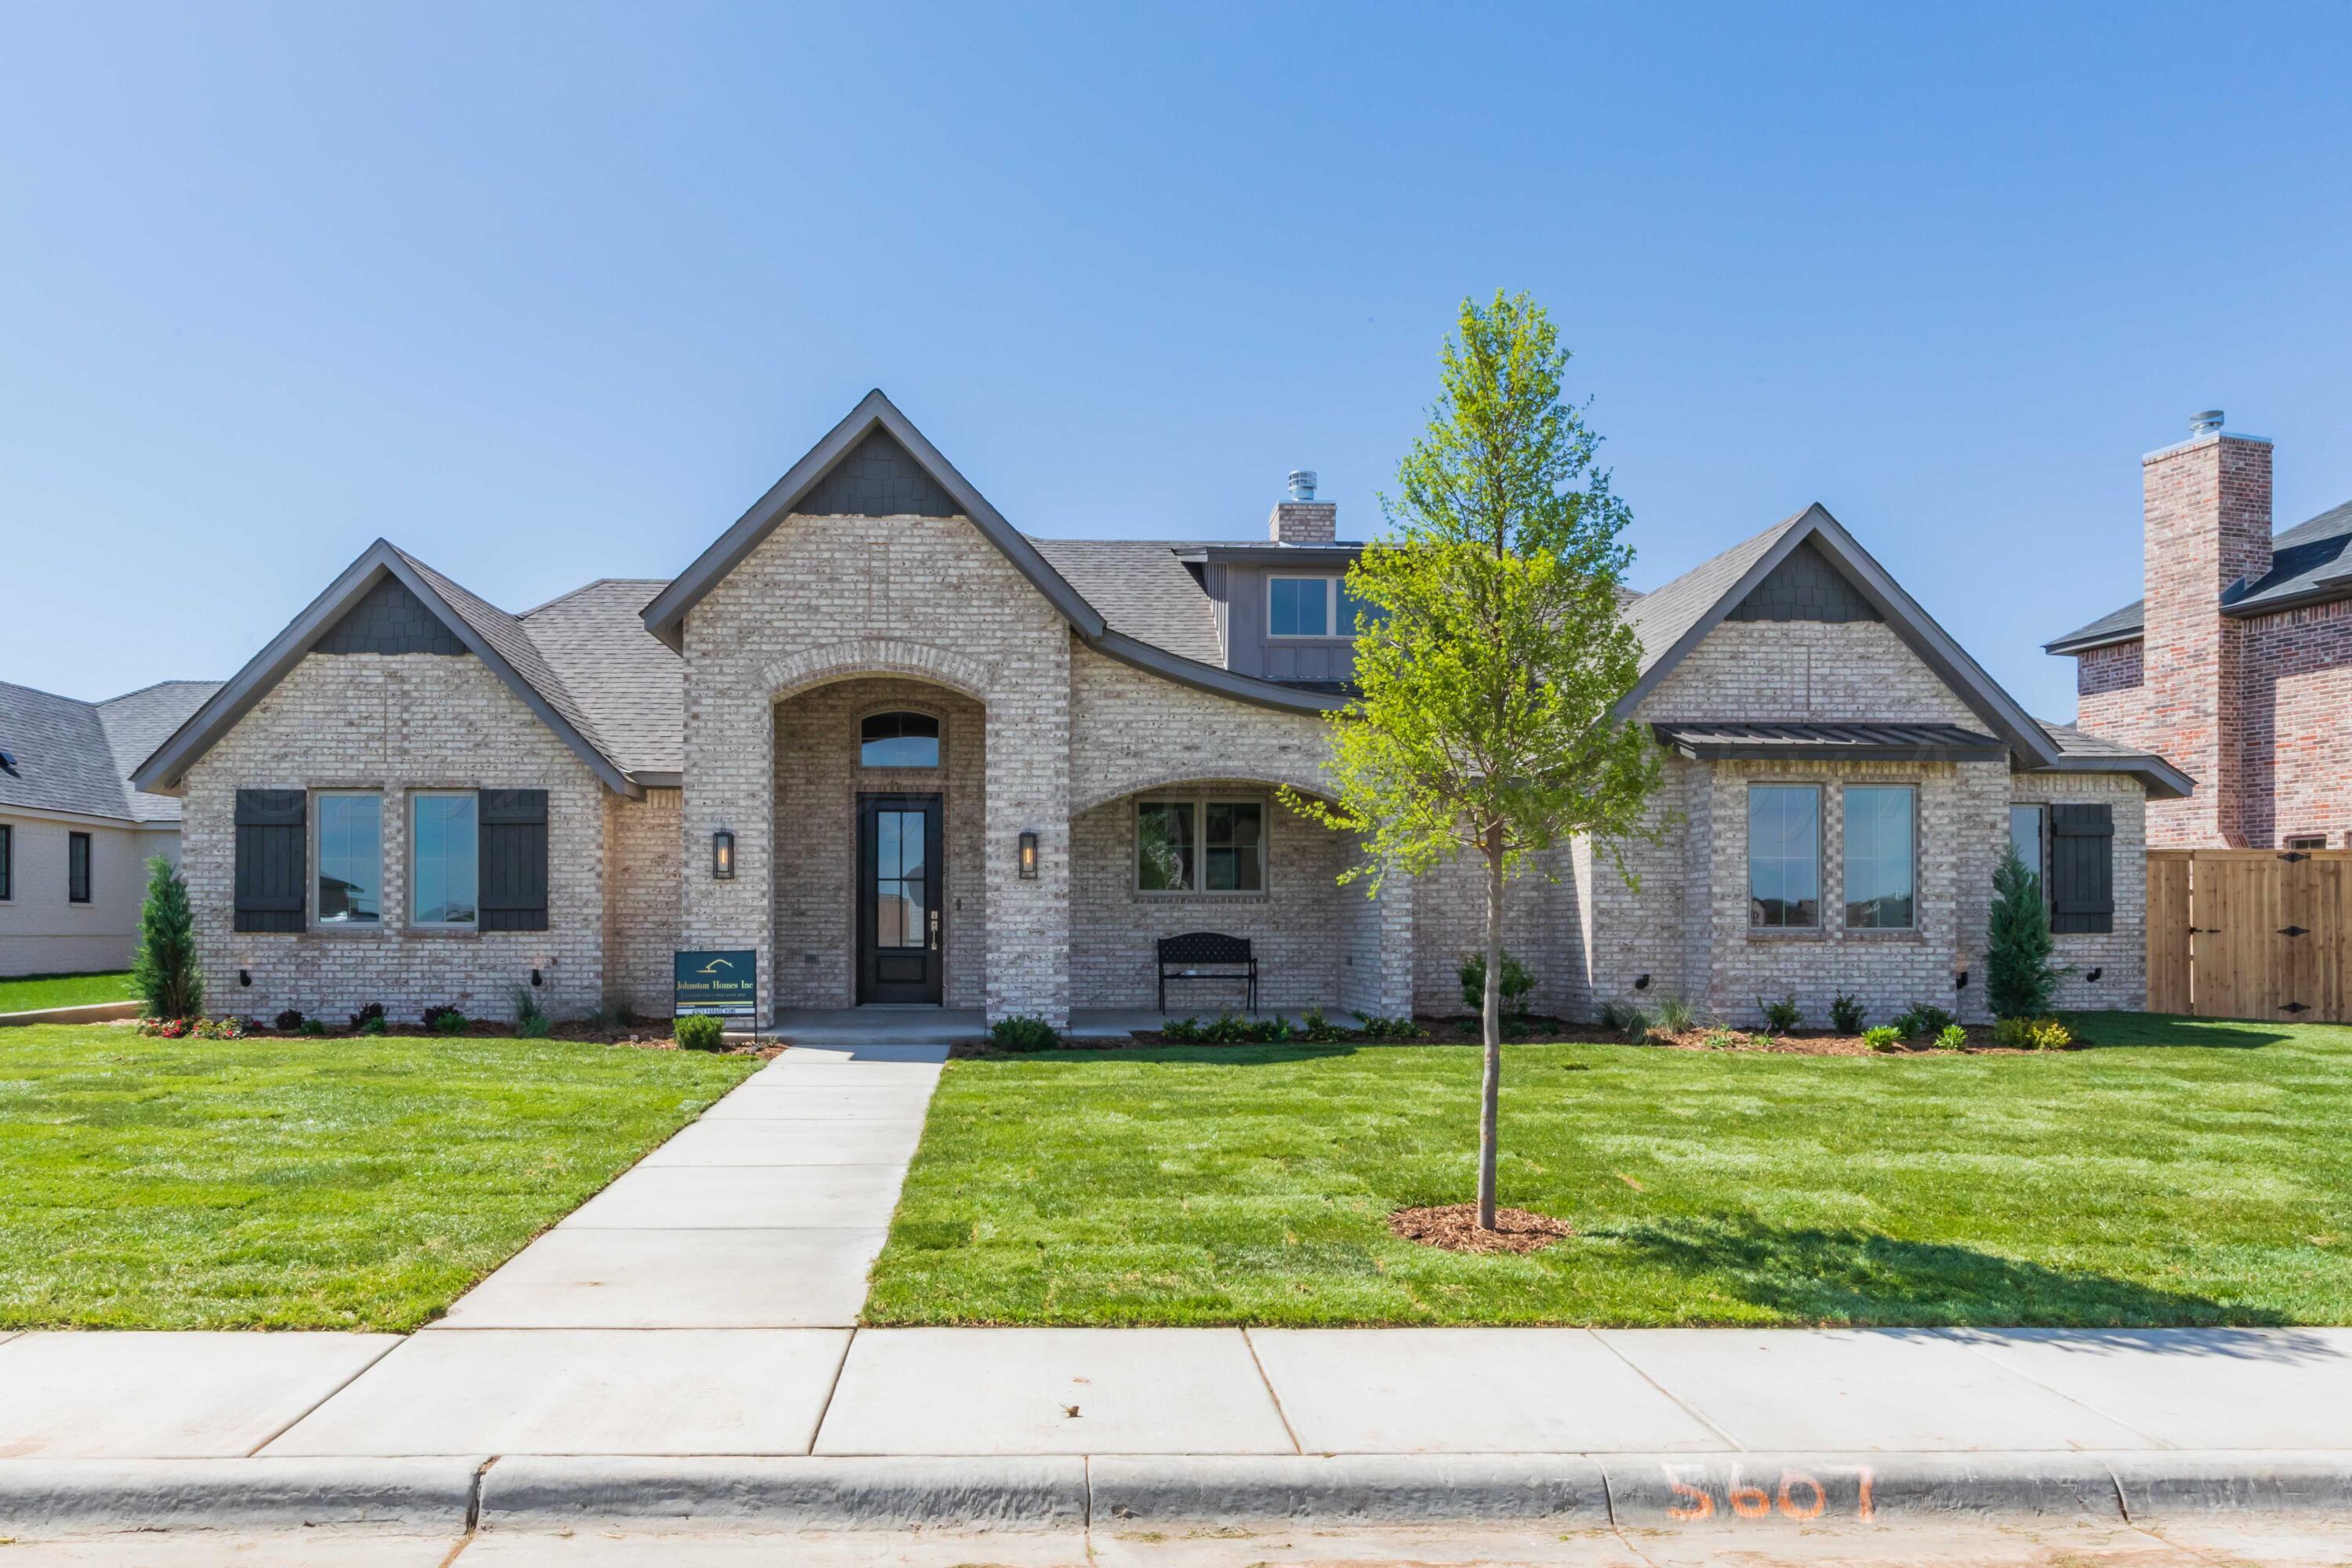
[132,389,2183,1030]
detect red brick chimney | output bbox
[2142,410,2272,846]
[1269,469,1337,544]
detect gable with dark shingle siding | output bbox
[315,576,468,655]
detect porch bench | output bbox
[1156,931,1258,1015]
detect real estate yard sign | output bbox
[673,949,757,1019]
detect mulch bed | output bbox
[1389,1202,1575,1254]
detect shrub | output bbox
[1611,1004,1652,1044]
[1457,951,1537,1016]
[1936,1022,1969,1051]
[1298,1007,1350,1043]
[1988,842,2060,1019]
[513,988,553,1039]
[349,1002,387,1033]
[130,857,203,1022]
[1202,1012,1257,1044]
[297,1017,329,1037]
[1355,1013,1421,1041]
[1160,1015,1207,1043]
[674,1014,726,1051]
[1250,1014,1298,1044]
[1652,995,1694,1035]
[142,1014,247,1041]
[273,1008,307,1033]
[424,1006,469,1034]
[1704,1029,1740,1050]
[1893,1004,1955,1040]
[1994,1014,2072,1051]
[1830,992,1866,1034]
[1862,1025,1903,1052]
[988,1014,1060,1052]
[1757,994,1802,1033]
[357,1013,388,1036]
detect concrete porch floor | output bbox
[768,1006,1353,1045]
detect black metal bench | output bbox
[1157,931,1258,1014]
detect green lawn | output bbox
[866,1012,2352,1328]
[0,971,138,1013]
[0,1027,758,1330]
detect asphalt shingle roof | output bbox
[1025,539,1226,668]
[521,580,684,777]
[2047,496,2352,651]
[1623,512,1806,672]
[0,678,220,823]
[394,548,621,771]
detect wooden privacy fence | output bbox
[2147,849,2352,1022]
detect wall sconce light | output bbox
[2085,967,2102,984]
[712,829,735,880]
[238,969,251,988]
[1018,829,1039,880]
[1633,974,1651,991]
[530,967,543,989]
[1954,969,1970,990]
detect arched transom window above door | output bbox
[860,711,941,768]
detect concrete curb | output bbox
[2110,1453,2352,1518]
[0,1000,140,1028]
[0,1457,487,1535]
[1088,1454,1610,1526]
[477,1456,1087,1531]
[5,1452,2351,1536]
[1599,1452,2122,1528]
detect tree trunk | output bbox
[1477,824,1504,1230]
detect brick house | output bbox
[132,390,2183,1029]
[2049,411,2352,851]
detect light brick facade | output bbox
[180,652,606,1022]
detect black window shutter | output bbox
[234,789,306,932]
[479,789,549,932]
[2049,802,2114,935]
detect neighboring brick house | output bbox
[1,678,221,976]
[2049,411,2352,851]
[132,390,2183,1029]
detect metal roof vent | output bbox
[1286,470,1317,502]
[2191,409,2225,436]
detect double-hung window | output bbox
[1748,785,1819,928]
[1267,577,1334,637]
[1842,786,1915,929]
[67,832,91,904]
[315,793,383,924]
[1136,798,1265,893]
[0,823,11,901]
[411,792,480,927]
[2008,804,2047,902]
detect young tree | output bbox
[131,855,204,1021]
[1290,292,1663,1229]
[1987,842,2059,1018]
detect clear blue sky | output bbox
[5,3,2349,720]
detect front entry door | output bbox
[857,793,943,1004]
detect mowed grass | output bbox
[0,1026,758,1330]
[0,971,138,1012]
[866,1012,2352,1328]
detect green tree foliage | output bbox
[1288,291,1663,1229]
[130,855,204,1021]
[1987,842,2060,1018]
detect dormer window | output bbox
[861,711,941,768]
[1269,575,1374,639]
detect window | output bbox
[2008,805,2045,884]
[1137,798,1265,893]
[1748,786,1819,928]
[67,832,92,904]
[1135,800,1195,891]
[0,823,10,900]
[1203,802,1265,892]
[1842,786,1915,929]
[314,793,383,924]
[1268,577,1332,637]
[2288,834,2329,851]
[1337,578,1380,637]
[861,711,941,768]
[410,793,479,926]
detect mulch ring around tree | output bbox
[1389,1202,1574,1254]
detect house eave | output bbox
[2025,753,2196,801]
[2042,627,2143,656]
[1087,630,1349,713]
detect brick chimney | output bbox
[2142,410,2272,846]
[1269,469,1337,544]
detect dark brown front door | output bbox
[858,793,943,1004]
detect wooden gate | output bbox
[2147,849,2352,1021]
